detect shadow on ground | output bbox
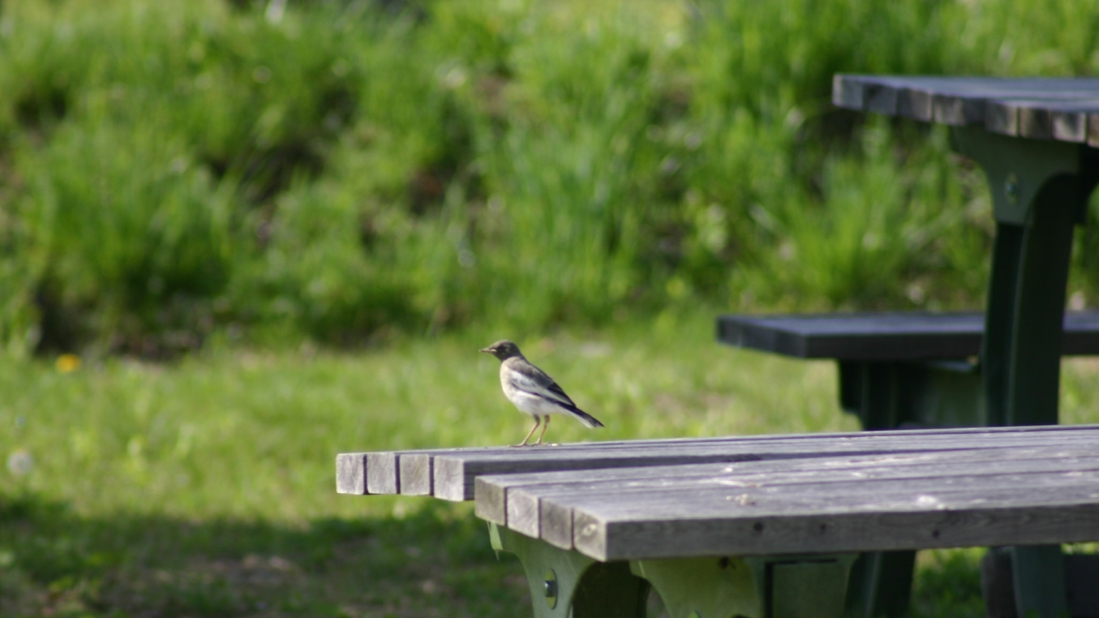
[0,490,989,617]
[0,492,528,617]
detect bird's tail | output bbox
[568,407,604,429]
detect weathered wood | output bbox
[337,445,537,497]
[339,425,1098,500]
[365,452,400,494]
[475,445,1099,537]
[833,75,1099,144]
[365,449,447,494]
[716,311,1099,360]
[389,424,1099,500]
[340,425,1099,581]
[536,457,1099,548]
[565,478,1099,561]
[335,452,369,494]
[984,98,1099,142]
[398,454,433,496]
[433,449,765,502]
[519,453,1099,545]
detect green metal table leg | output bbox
[632,556,762,618]
[838,360,984,429]
[489,523,648,618]
[491,524,859,618]
[1011,546,1067,618]
[950,127,1098,427]
[951,127,1099,618]
[844,550,917,618]
[633,554,857,618]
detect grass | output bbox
[3,0,1099,355]
[3,309,1099,616]
[2,0,1099,615]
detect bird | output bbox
[480,340,603,446]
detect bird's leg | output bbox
[533,415,550,445]
[514,416,541,447]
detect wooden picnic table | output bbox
[339,77,1099,618]
[832,75,1099,430]
[339,424,1099,618]
[836,75,1099,618]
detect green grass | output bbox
[3,310,1099,616]
[3,0,1099,355]
[3,0,1099,615]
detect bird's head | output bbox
[480,340,522,361]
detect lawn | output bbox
[3,0,1099,615]
[3,308,1099,616]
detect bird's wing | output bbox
[506,360,577,408]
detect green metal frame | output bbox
[491,523,857,618]
[953,127,1097,618]
[490,523,650,618]
[950,127,1099,429]
[838,359,984,429]
[835,128,1099,618]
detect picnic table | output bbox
[338,77,1099,617]
[338,424,1099,617]
[831,75,1099,430]
[729,75,1099,618]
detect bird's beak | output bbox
[479,347,493,354]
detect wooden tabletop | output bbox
[472,424,1099,561]
[833,75,1099,145]
[339,425,1099,561]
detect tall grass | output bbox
[1,0,1098,356]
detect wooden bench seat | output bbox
[717,310,1099,360]
[717,310,1099,431]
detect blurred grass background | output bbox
[2,0,1099,615]
[2,0,1097,356]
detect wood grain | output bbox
[342,426,1099,501]
[341,425,1099,564]
[576,492,1099,561]
[543,468,1099,559]
[335,452,369,495]
[365,452,400,494]
[452,424,1099,502]
[833,75,1099,144]
[480,446,1099,547]
[476,445,1099,535]
[984,98,1099,141]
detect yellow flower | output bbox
[56,354,81,373]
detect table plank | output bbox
[833,75,1099,145]
[336,449,440,495]
[335,452,369,495]
[339,425,1099,499]
[464,425,1099,560]
[570,481,1099,561]
[984,98,1099,142]
[475,445,1099,539]
[716,311,1099,360]
[442,426,1099,501]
